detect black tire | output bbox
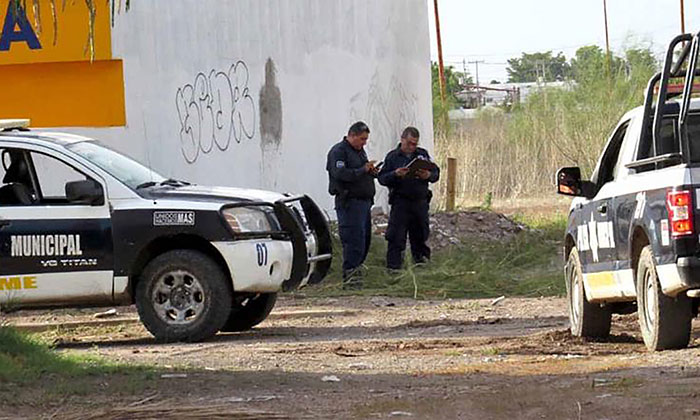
[636,245,692,351]
[566,247,612,338]
[221,293,277,332]
[135,250,232,343]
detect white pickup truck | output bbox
[557,32,700,350]
[0,120,332,342]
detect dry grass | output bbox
[61,402,298,420]
[432,111,559,204]
[431,58,655,208]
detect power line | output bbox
[444,60,508,66]
[438,24,679,60]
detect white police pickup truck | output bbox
[557,32,700,351]
[0,120,332,342]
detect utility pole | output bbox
[433,0,446,103]
[469,60,484,107]
[535,60,547,85]
[462,58,467,86]
[603,0,612,79]
[681,0,686,33]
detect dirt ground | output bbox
[4,296,700,419]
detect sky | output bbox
[427,0,700,83]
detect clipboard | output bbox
[406,157,437,176]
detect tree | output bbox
[570,45,623,84]
[431,63,472,132]
[570,45,656,85]
[625,48,657,75]
[431,63,471,104]
[506,51,570,83]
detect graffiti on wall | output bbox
[369,75,418,146]
[350,71,419,208]
[175,61,257,164]
[351,71,419,155]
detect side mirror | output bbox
[556,167,595,199]
[65,179,104,205]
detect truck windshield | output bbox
[67,141,165,189]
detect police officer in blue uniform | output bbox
[378,127,440,270]
[326,121,379,289]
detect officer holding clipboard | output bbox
[378,127,440,271]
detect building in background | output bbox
[0,0,433,212]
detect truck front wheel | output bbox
[136,250,232,343]
[566,247,611,338]
[220,293,278,332]
[636,245,692,351]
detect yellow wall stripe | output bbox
[0,60,125,127]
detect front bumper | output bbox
[274,195,333,291]
[220,195,332,292]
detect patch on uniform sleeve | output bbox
[336,161,345,168]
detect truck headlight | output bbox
[221,207,272,233]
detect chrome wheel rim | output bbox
[152,270,205,325]
[571,267,582,329]
[644,270,656,332]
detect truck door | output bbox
[0,147,113,307]
[578,120,630,300]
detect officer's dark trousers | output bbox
[336,198,372,275]
[385,197,431,269]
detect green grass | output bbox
[0,326,112,382]
[0,326,153,400]
[303,213,567,299]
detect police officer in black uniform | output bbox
[326,121,379,289]
[378,127,439,270]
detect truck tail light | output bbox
[666,190,694,237]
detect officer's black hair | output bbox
[348,121,370,136]
[401,126,420,139]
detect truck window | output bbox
[30,152,91,203]
[595,121,629,188]
[687,114,700,163]
[635,114,700,166]
[0,149,35,206]
[637,117,677,161]
[612,115,641,181]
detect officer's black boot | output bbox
[342,267,363,290]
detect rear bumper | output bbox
[658,257,700,296]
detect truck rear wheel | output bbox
[636,245,692,351]
[221,293,277,332]
[566,247,611,338]
[136,250,232,343]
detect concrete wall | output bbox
[70,0,433,212]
